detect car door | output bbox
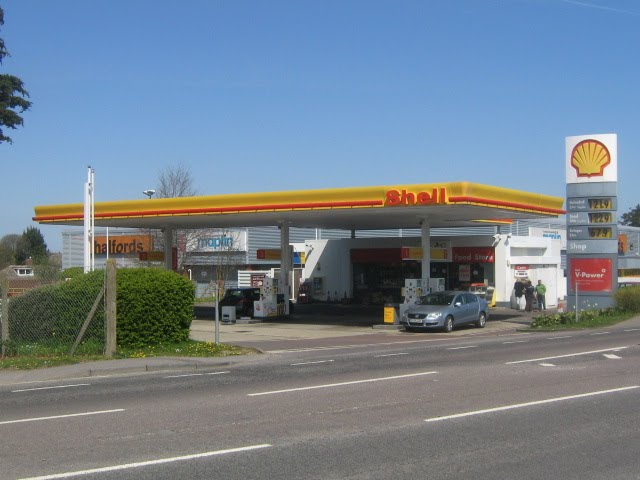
[463,293,479,325]
[452,293,469,323]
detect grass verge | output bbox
[530,309,636,330]
[0,340,257,371]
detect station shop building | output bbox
[58,217,640,309]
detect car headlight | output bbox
[426,312,443,320]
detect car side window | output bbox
[465,293,478,304]
[455,294,465,305]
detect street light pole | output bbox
[142,190,155,264]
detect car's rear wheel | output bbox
[475,312,487,328]
[443,316,454,333]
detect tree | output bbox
[0,6,32,144]
[0,233,20,268]
[153,165,199,270]
[15,226,48,264]
[156,164,198,199]
[620,204,640,227]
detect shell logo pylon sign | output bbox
[565,133,617,184]
[571,139,611,178]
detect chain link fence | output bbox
[1,267,106,357]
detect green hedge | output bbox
[116,268,194,348]
[614,285,640,313]
[7,268,194,349]
[8,270,105,343]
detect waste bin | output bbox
[383,303,399,324]
[221,306,236,324]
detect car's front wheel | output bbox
[475,312,487,328]
[443,316,454,333]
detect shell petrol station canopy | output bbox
[33,182,565,231]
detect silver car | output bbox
[400,291,489,333]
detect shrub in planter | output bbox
[614,285,640,313]
[116,268,194,348]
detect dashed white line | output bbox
[603,353,622,359]
[447,346,478,350]
[624,328,640,332]
[539,363,556,367]
[505,346,629,364]
[374,353,409,358]
[425,386,640,423]
[12,384,90,393]
[16,444,272,480]
[547,335,573,340]
[248,371,438,396]
[164,371,230,378]
[590,332,610,336]
[290,360,335,366]
[0,409,125,426]
[503,340,528,344]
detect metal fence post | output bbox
[105,259,117,356]
[1,272,8,357]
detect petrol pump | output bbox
[254,276,279,318]
[399,278,424,320]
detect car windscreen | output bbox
[223,290,245,300]
[417,293,455,306]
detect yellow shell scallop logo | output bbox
[571,139,611,177]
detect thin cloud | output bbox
[560,0,640,16]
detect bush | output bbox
[614,285,640,313]
[7,268,195,351]
[116,268,194,348]
[9,270,105,344]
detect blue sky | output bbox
[1,0,639,252]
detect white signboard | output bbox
[188,230,247,253]
[529,227,567,249]
[565,134,617,184]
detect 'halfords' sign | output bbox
[94,236,150,255]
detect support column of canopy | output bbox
[163,227,174,271]
[279,222,291,314]
[421,219,431,292]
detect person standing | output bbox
[535,280,547,310]
[514,280,525,310]
[524,280,535,312]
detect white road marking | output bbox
[11,384,90,393]
[265,337,466,353]
[547,335,573,340]
[505,346,629,365]
[623,328,640,332]
[447,346,478,350]
[248,371,438,396]
[16,444,272,480]
[290,360,335,366]
[503,340,528,344]
[425,386,640,423]
[603,354,621,359]
[0,409,125,426]
[539,363,556,367]
[590,332,610,336]
[374,353,409,357]
[164,371,230,378]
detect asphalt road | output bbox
[1,322,640,479]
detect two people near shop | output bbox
[514,279,546,311]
